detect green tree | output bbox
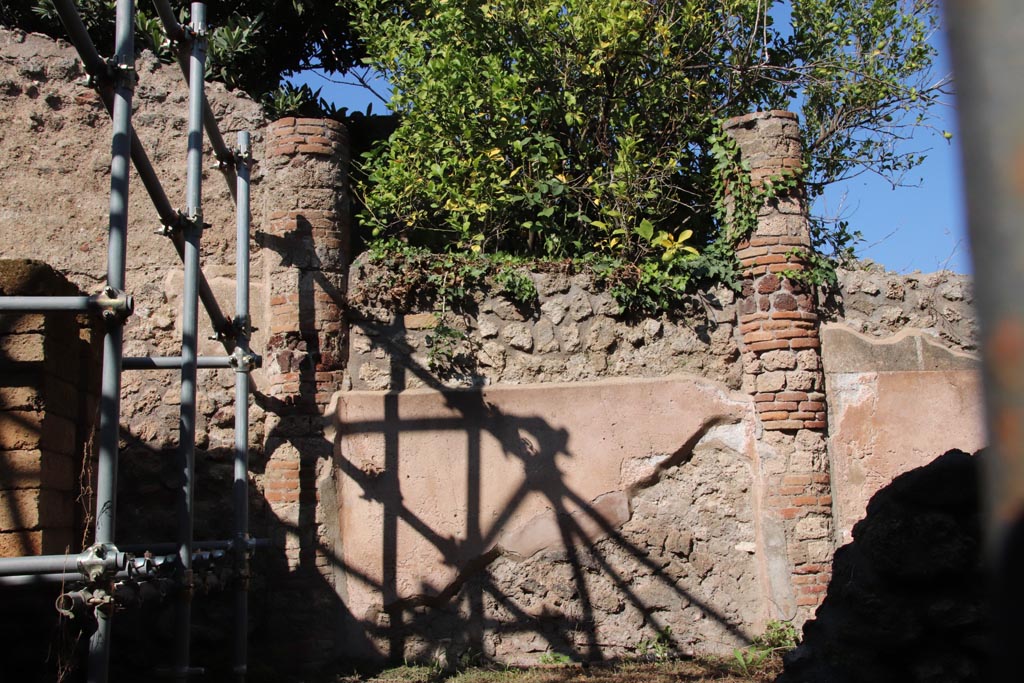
[354,0,945,278]
[5,1,366,101]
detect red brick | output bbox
[783,474,812,485]
[769,262,805,274]
[800,583,828,594]
[752,254,788,266]
[273,134,306,146]
[778,486,805,496]
[271,116,297,128]
[293,124,328,135]
[799,401,825,412]
[797,595,821,607]
[764,319,814,330]
[743,330,775,344]
[738,312,770,324]
[811,473,831,484]
[753,393,776,403]
[794,563,827,574]
[770,311,817,321]
[304,135,337,147]
[748,235,784,247]
[779,507,800,519]
[736,245,769,258]
[265,490,299,503]
[266,460,301,471]
[297,143,335,156]
[793,495,818,506]
[758,402,799,413]
[790,412,817,420]
[818,496,833,506]
[777,391,808,402]
[748,340,792,352]
[739,320,764,334]
[790,337,820,349]
[776,328,815,339]
[270,144,297,157]
[759,411,790,421]
[763,420,803,430]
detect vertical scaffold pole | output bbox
[89,0,134,681]
[175,3,206,679]
[232,130,253,681]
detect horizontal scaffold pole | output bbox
[123,356,233,370]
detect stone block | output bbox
[0,333,45,362]
[0,530,42,557]
[756,371,787,393]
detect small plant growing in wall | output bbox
[492,266,538,309]
[538,651,573,666]
[637,625,676,662]
[730,619,799,677]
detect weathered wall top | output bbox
[832,264,976,352]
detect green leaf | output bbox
[637,219,654,242]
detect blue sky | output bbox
[816,27,968,274]
[291,18,968,275]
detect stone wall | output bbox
[348,264,740,391]
[0,26,988,675]
[832,264,976,352]
[334,378,762,661]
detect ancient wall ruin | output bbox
[0,26,985,674]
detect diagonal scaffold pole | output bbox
[52,0,235,347]
[151,0,238,200]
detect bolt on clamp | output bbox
[229,346,260,372]
[77,543,127,583]
[91,287,134,324]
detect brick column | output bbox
[261,118,350,663]
[723,112,833,621]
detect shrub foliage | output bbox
[354,0,944,287]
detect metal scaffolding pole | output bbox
[0,296,96,312]
[4,2,262,679]
[122,356,234,370]
[151,0,238,199]
[86,0,134,680]
[174,3,207,679]
[945,2,1024,679]
[233,130,254,680]
[51,0,234,345]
